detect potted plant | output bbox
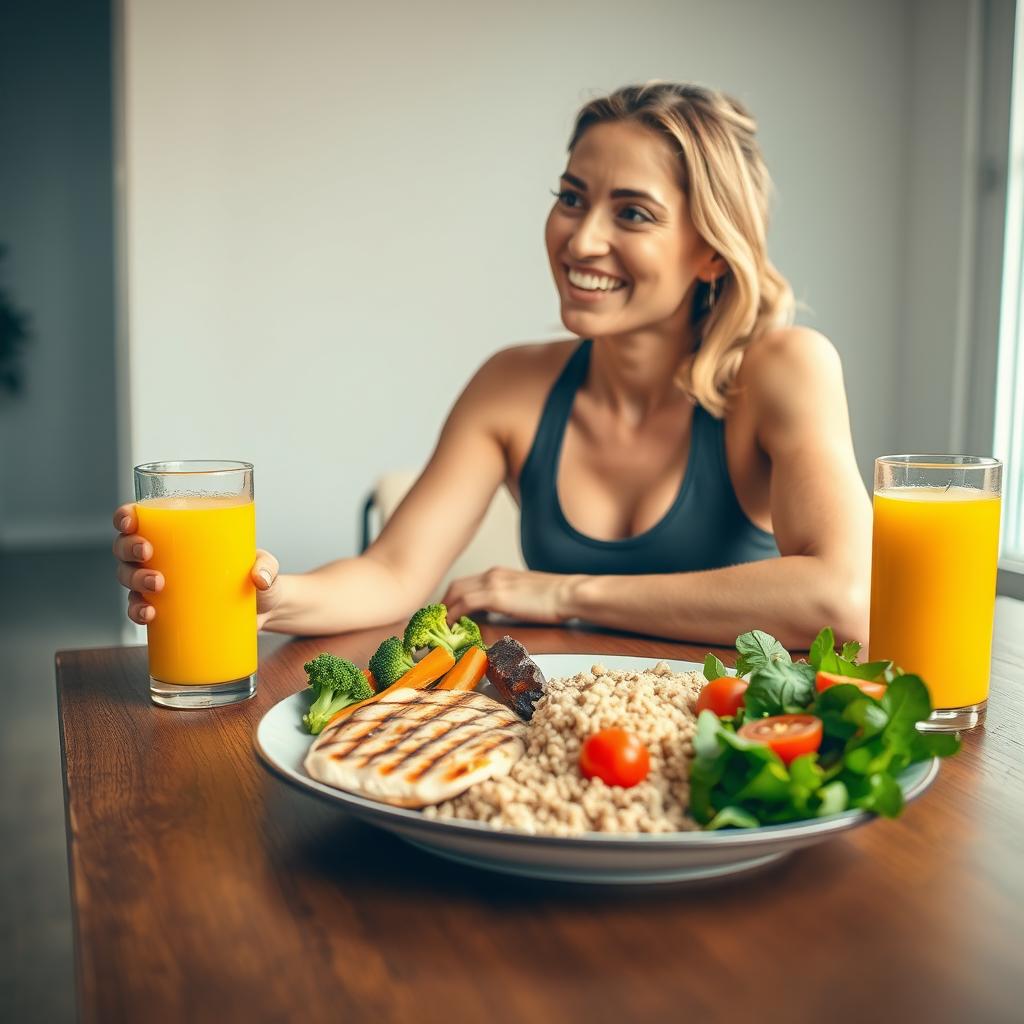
[0,245,31,396]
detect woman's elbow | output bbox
[814,575,871,647]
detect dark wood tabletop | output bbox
[56,613,1024,1024]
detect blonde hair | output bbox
[568,82,794,417]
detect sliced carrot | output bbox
[326,646,455,727]
[363,668,377,692]
[326,691,379,727]
[393,645,455,689]
[437,646,488,691]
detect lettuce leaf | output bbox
[743,660,817,718]
[690,635,961,829]
[690,712,851,826]
[734,629,791,676]
[703,653,729,682]
[807,626,897,681]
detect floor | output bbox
[1,546,122,1023]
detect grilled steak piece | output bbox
[303,688,526,808]
[486,636,546,720]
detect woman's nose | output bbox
[566,210,611,260]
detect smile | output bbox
[565,266,627,292]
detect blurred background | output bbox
[2,0,1023,1019]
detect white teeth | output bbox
[567,268,623,292]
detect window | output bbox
[995,1,1024,585]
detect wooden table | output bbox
[56,610,1024,1024]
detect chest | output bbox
[555,400,690,539]
[505,362,773,540]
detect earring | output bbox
[708,277,718,311]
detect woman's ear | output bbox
[697,250,727,283]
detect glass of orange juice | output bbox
[134,460,257,708]
[869,455,1001,732]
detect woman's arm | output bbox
[444,329,873,649]
[262,353,513,636]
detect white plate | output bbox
[255,654,940,885]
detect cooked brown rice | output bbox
[423,661,703,835]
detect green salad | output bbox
[690,628,960,829]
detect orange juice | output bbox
[136,496,257,685]
[869,486,1001,708]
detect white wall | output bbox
[0,0,118,548]
[121,0,915,573]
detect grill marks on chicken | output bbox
[323,693,519,776]
[303,688,526,807]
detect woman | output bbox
[113,83,871,648]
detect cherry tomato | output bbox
[695,676,748,718]
[738,714,823,765]
[579,728,651,788]
[815,670,887,700]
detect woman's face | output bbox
[545,120,716,340]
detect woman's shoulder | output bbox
[736,325,844,407]
[448,338,581,437]
[741,324,840,372]
[478,337,580,379]
[464,338,580,403]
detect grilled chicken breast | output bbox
[303,688,527,808]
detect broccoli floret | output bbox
[449,615,485,657]
[452,640,486,665]
[368,635,415,691]
[301,652,373,734]
[403,603,453,654]
[402,604,486,658]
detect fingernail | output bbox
[119,516,132,533]
[258,569,273,587]
[133,543,146,559]
[143,575,159,591]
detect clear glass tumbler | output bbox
[134,460,257,708]
[869,455,1002,731]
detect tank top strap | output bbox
[689,400,729,492]
[519,339,592,492]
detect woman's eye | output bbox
[552,188,583,209]
[620,205,653,224]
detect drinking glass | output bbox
[869,455,1002,731]
[134,461,257,708]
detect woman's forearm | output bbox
[263,552,425,636]
[565,555,870,650]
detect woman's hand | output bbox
[442,567,583,624]
[253,551,283,629]
[111,503,161,625]
[111,503,282,629]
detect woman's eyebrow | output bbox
[611,187,668,212]
[559,173,667,212]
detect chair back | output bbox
[363,470,525,600]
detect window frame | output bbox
[969,0,1020,597]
